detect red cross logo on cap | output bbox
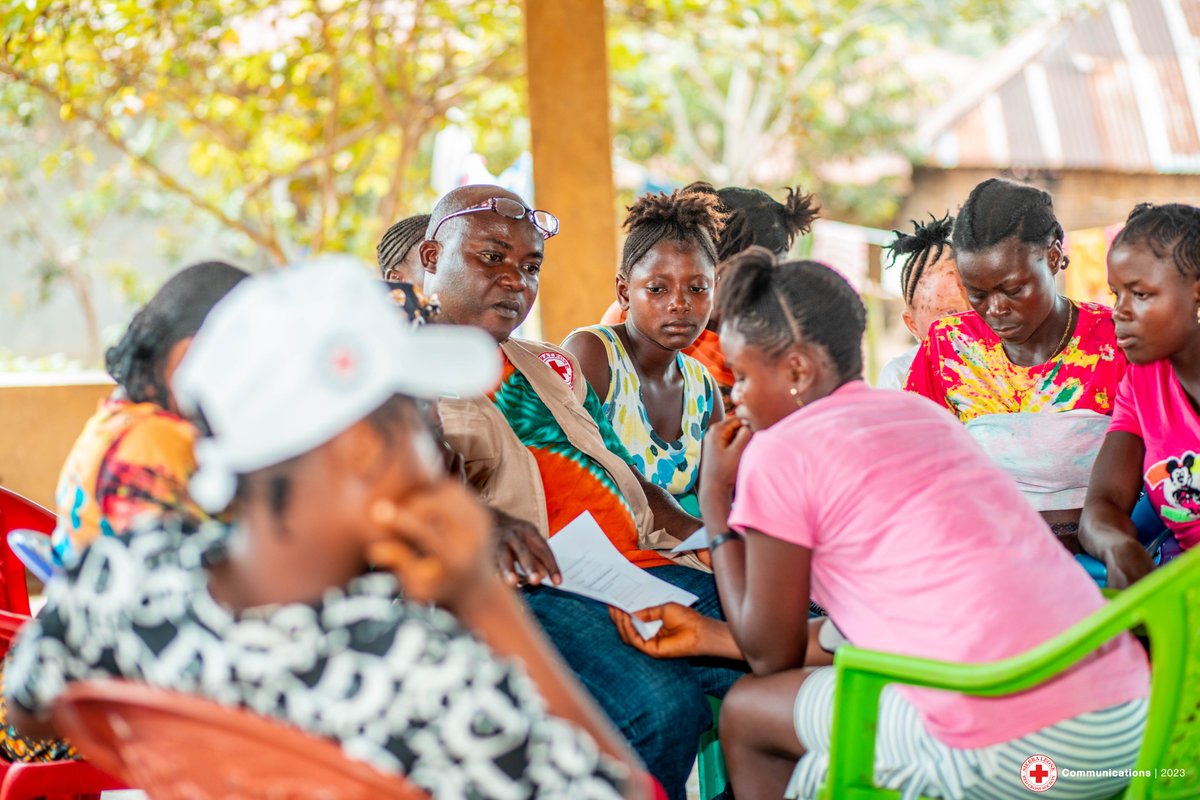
[331,345,358,378]
[320,337,365,387]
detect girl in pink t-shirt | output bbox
[610,247,1149,800]
[1081,204,1200,588]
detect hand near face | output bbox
[491,509,562,587]
[368,481,498,612]
[701,417,753,493]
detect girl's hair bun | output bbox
[782,187,820,238]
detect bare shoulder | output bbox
[561,328,613,401]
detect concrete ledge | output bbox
[0,377,115,508]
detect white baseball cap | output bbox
[172,258,500,512]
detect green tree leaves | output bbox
[0,0,525,263]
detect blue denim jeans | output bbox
[522,564,744,800]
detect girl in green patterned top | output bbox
[564,188,725,515]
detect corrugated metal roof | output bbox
[920,0,1200,173]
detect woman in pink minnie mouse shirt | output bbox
[1081,203,1200,588]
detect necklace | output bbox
[1051,298,1077,357]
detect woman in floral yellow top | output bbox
[51,261,250,567]
[906,300,1125,421]
[906,179,1126,548]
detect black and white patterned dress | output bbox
[5,519,627,799]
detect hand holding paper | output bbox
[609,603,743,660]
[548,512,698,638]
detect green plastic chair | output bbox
[818,546,1200,800]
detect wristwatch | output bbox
[708,530,744,551]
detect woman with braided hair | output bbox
[1081,203,1200,587]
[50,260,249,566]
[703,183,820,263]
[599,184,820,414]
[877,213,969,389]
[564,188,726,514]
[905,178,1128,551]
[376,213,431,283]
[683,184,820,410]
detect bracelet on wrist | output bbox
[708,530,744,551]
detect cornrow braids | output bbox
[620,188,726,277]
[886,213,955,306]
[952,178,1064,255]
[1113,202,1200,280]
[105,261,249,405]
[716,186,820,261]
[716,245,866,380]
[376,214,431,277]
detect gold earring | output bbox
[790,386,805,408]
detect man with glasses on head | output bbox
[421,185,741,800]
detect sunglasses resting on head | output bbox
[429,197,560,241]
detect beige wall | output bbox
[900,167,1200,232]
[0,381,113,508]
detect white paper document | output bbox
[670,527,708,553]
[549,512,698,638]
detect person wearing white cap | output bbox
[4,260,646,799]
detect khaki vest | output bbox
[439,337,705,570]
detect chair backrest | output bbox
[53,681,431,800]
[820,546,1200,800]
[1128,548,1200,798]
[0,487,55,615]
[0,609,32,659]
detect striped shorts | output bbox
[786,666,1147,800]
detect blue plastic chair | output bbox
[1076,494,1173,587]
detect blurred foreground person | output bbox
[6,262,644,799]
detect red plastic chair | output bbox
[0,761,122,800]
[0,488,55,616]
[0,609,126,799]
[54,681,431,799]
[0,494,126,799]
[0,610,30,661]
